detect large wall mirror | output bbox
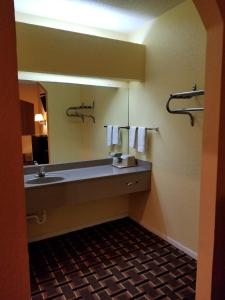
[19,80,129,165]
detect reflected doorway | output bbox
[19,81,49,165]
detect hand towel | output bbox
[112,125,120,145]
[137,126,146,152]
[107,125,113,146]
[129,126,137,148]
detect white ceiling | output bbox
[14,0,185,34]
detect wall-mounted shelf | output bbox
[67,101,95,111]
[166,85,204,126]
[66,101,95,123]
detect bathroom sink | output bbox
[26,176,64,185]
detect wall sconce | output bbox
[35,113,46,125]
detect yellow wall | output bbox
[24,1,206,251]
[26,83,129,240]
[129,0,206,253]
[16,22,145,81]
[80,85,128,160]
[43,82,128,163]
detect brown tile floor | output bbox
[29,218,196,300]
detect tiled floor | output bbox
[29,218,196,300]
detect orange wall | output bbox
[193,0,225,299]
[19,82,42,134]
[19,82,46,156]
[0,1,30,299]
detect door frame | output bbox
[1,1,225,299]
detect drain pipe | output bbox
[26,210,47,225]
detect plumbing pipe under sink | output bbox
[26,209,47,224]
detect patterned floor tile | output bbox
[29,218,196,300]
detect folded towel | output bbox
[112,125,120,145]
[107,125,113,146]
[129,126,137,148]
[137,126,146,152]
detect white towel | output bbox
[137,127,146,152]
[107,125,113,146]
[112,125,120,145]
[129,126,137,148]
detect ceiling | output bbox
[14,0,185,34]
[82,0,185,17]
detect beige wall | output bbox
[44,83,82,163]
[80,85,128,160]
[28,196,129,240]
[27,82,129,240]
[25,0,206,252]
[43,82,128,163]
[129,0,206,253]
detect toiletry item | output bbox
[109,152,123,158]
[129,126,137,148]
[112,125,120,145]
[112,156,122,167]
[121,154,136,167]
[112,153,136,168]
[111,152,123,167]
[107,125,113,146]
[137,127,146,152]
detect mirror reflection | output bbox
[19,81,129,165]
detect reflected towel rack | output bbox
[104,125,159,132]
[66,101,95,123]
[66,110,95,123]
[67,101,95,112]
[166,85,204,126]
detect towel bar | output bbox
[104,125,159,132]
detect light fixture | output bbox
[35,113,46,125]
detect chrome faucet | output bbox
[34,161,46,178]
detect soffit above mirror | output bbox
[16,22,145,81]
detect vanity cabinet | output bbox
[66,172,150,204]
[20,100,35,135]
[25,172,150,214]
[24,159,151,214]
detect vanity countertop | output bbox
[24,159,151,189]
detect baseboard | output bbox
[130,218,197,260]
[28,213,128,243]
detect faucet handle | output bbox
[34,161,38,166]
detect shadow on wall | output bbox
[129,175,167,235]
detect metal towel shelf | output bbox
[166,85,204,126]
[66,101,95,123]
